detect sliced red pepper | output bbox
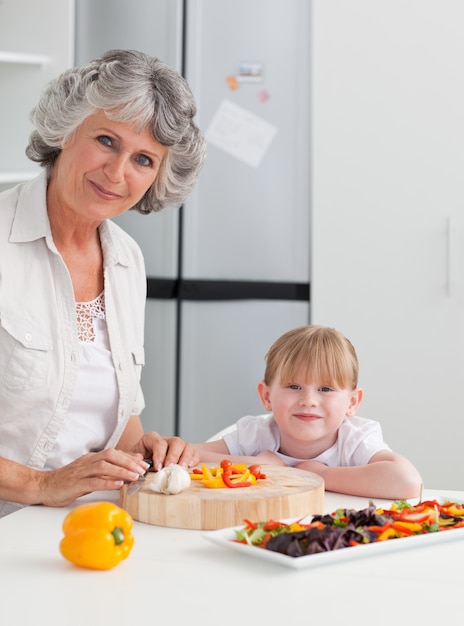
[365,525,392,533]
[223,469,252,488]
[421,500,448,510]
[243,519,257,529]
[396,510,432,524]
[414,500,448,514]
[263,520,285,531]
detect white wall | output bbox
[0,0,74,183]
[311,0,464,489]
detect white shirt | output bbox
[223,414,391,466]
[44,297,119,469]
[0,173,147,516]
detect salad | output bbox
[233,499,464,558]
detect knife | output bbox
[126,459,154,495]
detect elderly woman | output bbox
[0,49,206,517]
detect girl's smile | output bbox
[257,378,363,458]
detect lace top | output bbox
[76,292,106,342]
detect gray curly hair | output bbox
[26,49,206,213]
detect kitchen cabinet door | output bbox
[311,0,464,489]
[0,0,74,189]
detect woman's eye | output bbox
[98,135,113,147]
[136,154,153,167]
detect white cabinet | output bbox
[0,0,74,189]
[311,0,464,489]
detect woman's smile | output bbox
[89,179,123,200]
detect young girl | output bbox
[193,325,422,499]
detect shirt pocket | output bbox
[131,345,145,375]
[0,314,53,390]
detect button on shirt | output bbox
[0,172,146,516]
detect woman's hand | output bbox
[35,449,150,507]
[133,432,200,471]
[116,416,199,471]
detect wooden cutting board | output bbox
[120,465,324,530]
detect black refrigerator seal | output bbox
[146,277,310,302]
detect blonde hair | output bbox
[263,325,359,390]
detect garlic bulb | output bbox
[149,463,191,495]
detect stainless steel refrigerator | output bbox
[75,0,311,441]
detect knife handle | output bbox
[142,459,154,475]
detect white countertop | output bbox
[1,487,463,625]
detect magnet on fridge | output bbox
[258,90,270,103]
[236,62,263,83]
[226,75,239,91]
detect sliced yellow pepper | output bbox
[392,520,423,533]
[446,505,464,516]
[189,461,266,488]
[227,468,251,483]
[377,528,398,541]
[230,463,248,473]
[202,476,226,488]
[201,464,214,481]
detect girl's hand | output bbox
[254,450,286,465]
[295,460,328,477]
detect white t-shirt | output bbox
[223,414,391,466]
[45,295,118,469]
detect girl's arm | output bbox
[295,450,422,500]
[192,440,286,466]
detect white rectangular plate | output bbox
[203,517,464,570]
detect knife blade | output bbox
[126,459,153,496]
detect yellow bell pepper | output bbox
[59,502,134,570]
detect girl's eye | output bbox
[319,386,332,392]
[98,135,113,147]
[288,384,302,390]
[136,154,153,167]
